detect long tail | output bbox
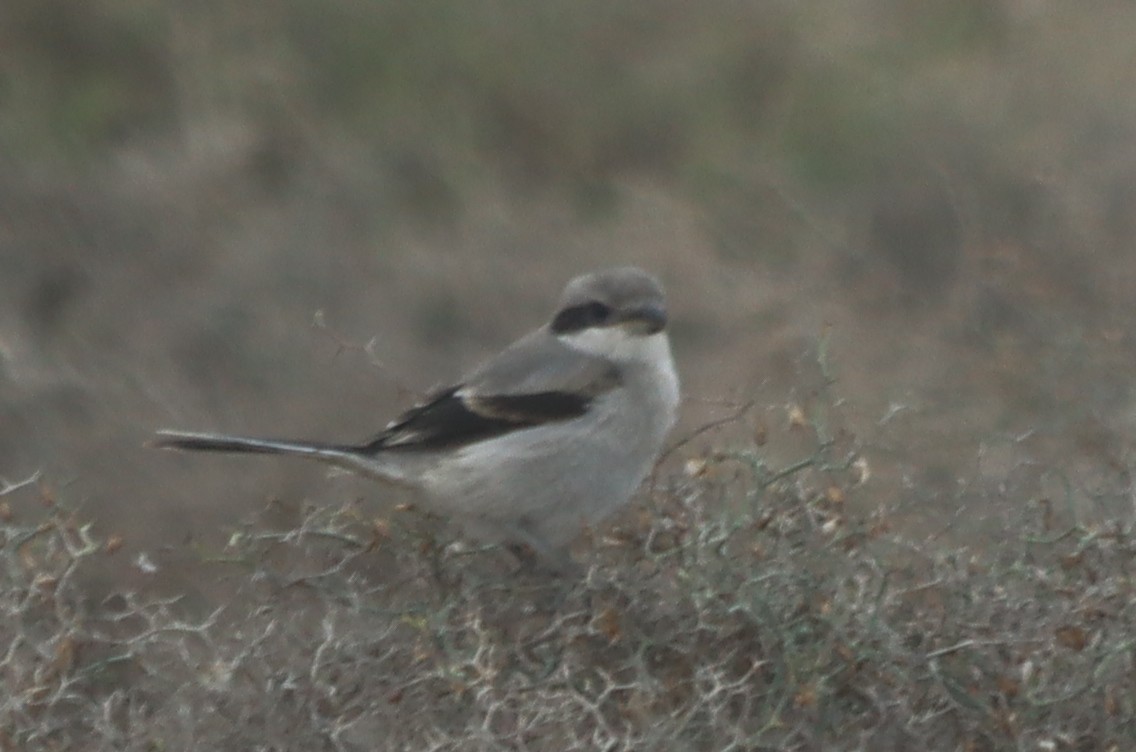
[149,430,415,487]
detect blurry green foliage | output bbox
[0,0,1122,271]
[0,0,172,159]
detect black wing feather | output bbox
[360,388,592,453]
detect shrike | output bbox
[153,266,680,570]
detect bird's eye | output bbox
[550,300,613,333]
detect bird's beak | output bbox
[622,302,668,335]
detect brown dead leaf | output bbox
[1059,552,1083,570]
[684,458,709,478]
[596,607,623,643]
[1105,687,1119,716]
[53,635,77,676]
[996,675,1019,697]
[793,685,817,708]
[1054,625,1088,651]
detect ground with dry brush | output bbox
[4,407,1134,750]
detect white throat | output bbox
[556,326,671,365]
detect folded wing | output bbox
[361,330,620,453]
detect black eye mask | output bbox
[550,300,613,334]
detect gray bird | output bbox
[153,266,680,571]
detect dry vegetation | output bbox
[3,0,1136,749]
[4,407,1135,750]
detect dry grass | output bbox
[4,406,1134,751]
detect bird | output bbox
[152,266,680,571]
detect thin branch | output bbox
[656,398,755,467]
[0,469,42,496]
[312,310,420,401]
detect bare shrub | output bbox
[3,422,1134,752]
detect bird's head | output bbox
[549,266,671,363]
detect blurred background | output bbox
[2,0,1135,581]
